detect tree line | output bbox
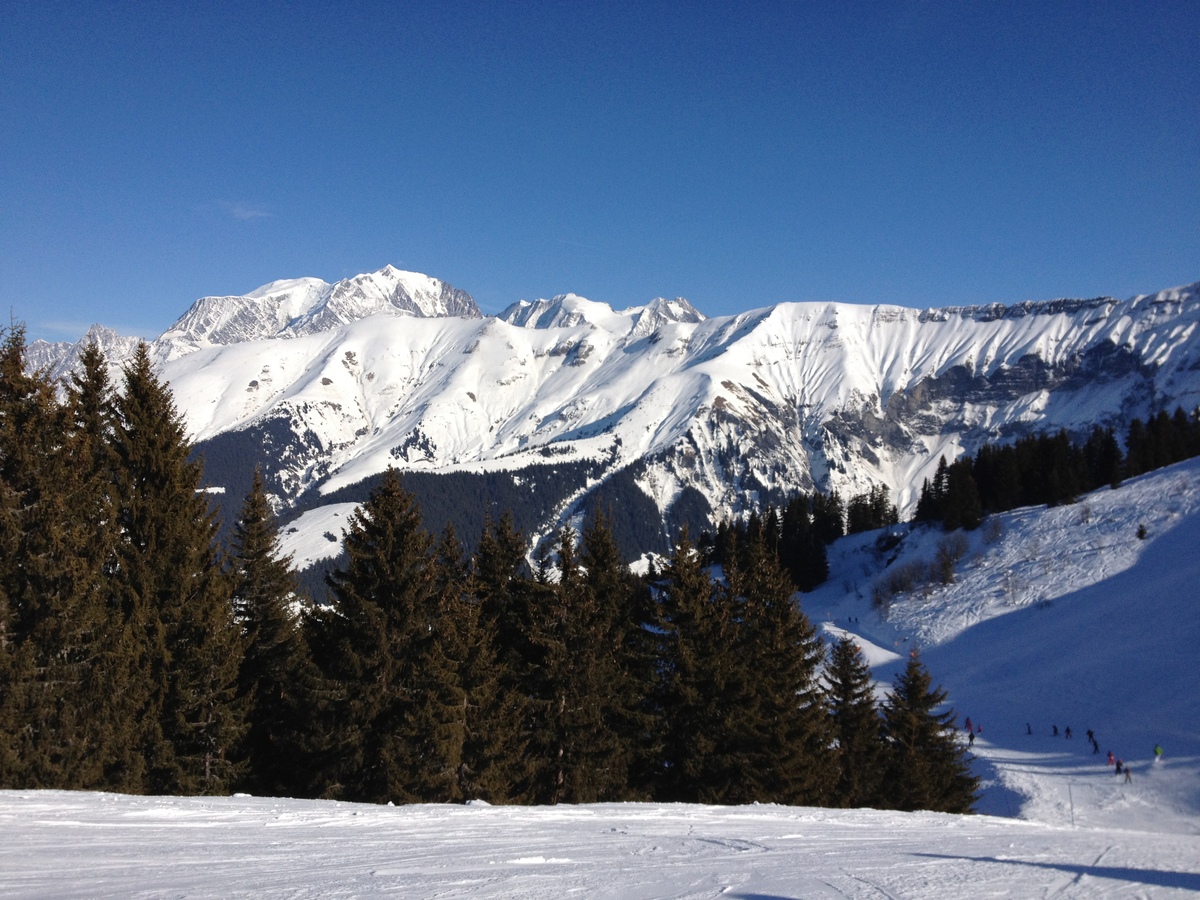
[0,330,977,812]
[914,413,1200,531]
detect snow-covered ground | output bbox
[3,460,1199,897]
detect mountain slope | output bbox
[28,270,1200,558]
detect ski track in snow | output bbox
[4,461,1200,897]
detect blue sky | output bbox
[4,1,1198,342]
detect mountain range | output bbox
[30,266,1200,564]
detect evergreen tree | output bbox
[722,527,834,805]
[811,490,845,544]
[578,509,655,799]
[779,494,828,592]
[111,343,245,794]
[468,512,538,801]
[523,524,632,803]
[826,636,885,807]
[306,467,434,803]
[879,649,978,813]
[231,469,311,797]
[395,525,472,802]
[0,329,125,789]
[654,527,741,803]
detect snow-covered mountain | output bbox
[157,265,480,359]
[30,269,1200,559]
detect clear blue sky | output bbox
[4,1,1198,342]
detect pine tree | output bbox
[231,469,311,797]
[307,467,434,803]
[522,524,633,803]
[0,328,124,789]
[395,524,471,802]
[722,527,834,805]
[826,636,885,807]
[779,494,828,592]
[654,527,742,803]
[879,649,978,813]
[111,343,245,794]
[464,514,534,802]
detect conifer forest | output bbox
[5,326,1199,814]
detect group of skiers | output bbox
[965,718,1163,785]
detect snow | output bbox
[276,502,358,571]
[4,460,1200,897]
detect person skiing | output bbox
[1115,759,1124,776]
[1107,750,1115,766]
[1026,722,1032,736]
[968,730,975,747]
[1154,744,1164,761]
[1086,729,1094,743]
[1053,725,1059,736]
[965,716,973,733]
[1124,766,1132,784]
[1065,726,1072,739]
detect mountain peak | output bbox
[159,267,480,356]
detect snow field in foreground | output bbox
[2,791,1198,899]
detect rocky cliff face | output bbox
[29,271,1200,559]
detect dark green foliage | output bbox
[703,489,836,593]
[914,456,982,531]
[722,529,834,806]
[580,466,669,559]
[0,329,116,788]
[232,470,311,797]
[846,485,899,535]
[521,522,639,803]
[811,490,846,544]
[826,637,886,808]
[653,528,743,803]
[912,411,1200,532]
[112,344,245,795]
[1124,408,1200,479]
[880,650,979,813]
[305,468,435,803]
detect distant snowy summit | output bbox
[158,265,481,358]
[499,294,705,333]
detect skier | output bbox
[1086,729,1094,743]
[965,716,973,733]
[1026,722,1032,736]
[1124,766,1132,784]
[1154,744,1164,762]
[968,731,975,747]
[1053,725,1059,736]
[1115,759,1124,776]
[1065,726,1072,739]
[1106,750,1115,766]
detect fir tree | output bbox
[111,343,245,794]
[0,328,123,789]
[523,525,633,803]
[231,469,311,797]
[879,649,978,813]
[722,527,834,805]
[307,467,434,803]
[654,527,743,803]
[464,514,534,802]
[396,524,472,802]
[826,636,885,807]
